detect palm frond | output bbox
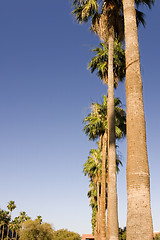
[135,0,155,9]
[136,9,146,27]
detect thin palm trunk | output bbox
[15,230,18,240]
[6,225,9,240]
[122,0,153,239]
[100,130,107,240]
[12,229,14,239]
[1,225,4,240]
[97,181,100,240]
[99,192,102,240]
[94,182,99,240]
[106,26,119,240]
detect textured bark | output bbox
[100,131,107,240]
[122,0,153,239]
[106,26,119,240]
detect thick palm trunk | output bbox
[122,0,153,239]
[106,27,119,240]
[100,130,107,240]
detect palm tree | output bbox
[83,148,102,240]
[7,201,16,240]
[73,4,124,236]
[122,0,154,239]
[0,210,10,240]
[19,211,30,225]
[83,95,126,239]
[12,217,21,240]
[84,144,122,240]
[88,41,125,239]
[83,147,102,240]
[72,1,147,239]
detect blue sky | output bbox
[0,0,159,236]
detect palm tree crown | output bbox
[83,95,126,140]
[88,40,125,87]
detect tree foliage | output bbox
[19,219,54,240]
[52,229,81,240]
[154,233,160,240]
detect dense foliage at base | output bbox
[0,201,81,240]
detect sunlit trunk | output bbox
[122,0,153,239]
[106,26,119,240]
[100,131,107,240]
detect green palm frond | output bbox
[88,40,125,87]
[83,147,102,179]
[136,9,146,27]
[83,95,126,140]
[72,0,99,23]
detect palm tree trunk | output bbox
[12,229,14,239]
[6,225,9,240]
[1,225,4,240]
[98,187,102,240]
[122,0,153,239]
[106,26,119,240]
[97,181,100,240]
[100,130,107,240]
[15,230,18,240]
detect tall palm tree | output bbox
[0,210,10,240]
[84,144,122,240]
[122,0,154,239]
[83,95,126,239]
[12,217,21,240]
[73,4,124,236]
[72,1,147,239]
[84,147,102,240]
[7,201,16,240]
[88,41,125,239]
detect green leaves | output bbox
[88,40,125,87]
[72,0,99,23]
[83,95,126,140]
[7,200,16,213]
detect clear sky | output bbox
[0,0,159,236]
